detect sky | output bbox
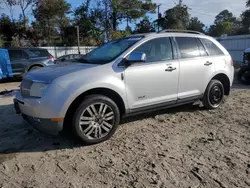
[0,0,247,28]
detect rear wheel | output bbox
[203,79,224,109]
[72,95,120,145]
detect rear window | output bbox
[28,49,50,57]
[200,38,224,56]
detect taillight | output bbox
[230,59,234,66]
[48,56,55,62]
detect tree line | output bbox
[1,0,250,47]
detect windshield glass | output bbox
[78,37,143,64]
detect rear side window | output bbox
[197,39,208,56]
[133,37,173,62]
[8,50,28,61]
[200,38,224,56]
[23,49,38,57]
[28,49,50,57]
[175,37,200,59]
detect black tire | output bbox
[203,79,224,109]
[238,67,250,85]
[72,94,120,145]
[29,66,42,72]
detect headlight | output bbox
[29,82,48,98]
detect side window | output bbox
[8,50,24,61]
[197,39,208,56]
[175,37,200,59]
[133,37,173,62]
[200,38,224,56]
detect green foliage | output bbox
[241,9,250,34]
[2,0,250,47]
[209,21,233,36]
[0,38,4,47]
[0,14,17,46]
[33,0,71,45]
[158,5,189,30]
[111,30,130,40]
[108,0,156,30]
[214,10,236,25]
[188,17,205,32]
[209,9,242,36]
[134,17,155,33]
[73,1,104,45]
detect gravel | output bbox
[0,81,249,188]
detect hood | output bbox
[25,63,99,83]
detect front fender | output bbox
[58,77,127,118]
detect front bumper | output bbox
[14,98,63,135]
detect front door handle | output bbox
[204,61,213,66]
[165,66,176,72]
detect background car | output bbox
[6,48,55,78]
[55,54,82,64]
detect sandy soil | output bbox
[0,81,249,188]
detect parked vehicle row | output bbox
[14,30,234,145]
[238,48,250,85]
[0,48,55,78]
[0,48,86,80]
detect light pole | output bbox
[157,4,161,32]
[75,26,80,54]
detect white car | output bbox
[14,30,234,144]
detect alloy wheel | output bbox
[78,103,115,139]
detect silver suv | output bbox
[14,30,234,144]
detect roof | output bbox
[129,30,206,39]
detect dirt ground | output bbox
[0,80,249,188]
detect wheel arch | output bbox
[63,87,126,130]
[27,63,44,71]
[211,73,231,95]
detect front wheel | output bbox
[203,79,224,109]
[72,95,120,145]
[238,67,250,85]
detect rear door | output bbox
[199,38,229,73]
[175,37,215,100]
[8,49,29,76]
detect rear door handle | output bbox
[165,66,176,72]
[204,61,213,66]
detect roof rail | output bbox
[158,29,204,35]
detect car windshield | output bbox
[78,37,143,64]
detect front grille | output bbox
[20,79,33,97]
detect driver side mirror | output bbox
[127,52,146,63]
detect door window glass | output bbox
[133,37,173,62]
[175,37,200,59]
[8,50,24,61]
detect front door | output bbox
[124,37,179,110]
